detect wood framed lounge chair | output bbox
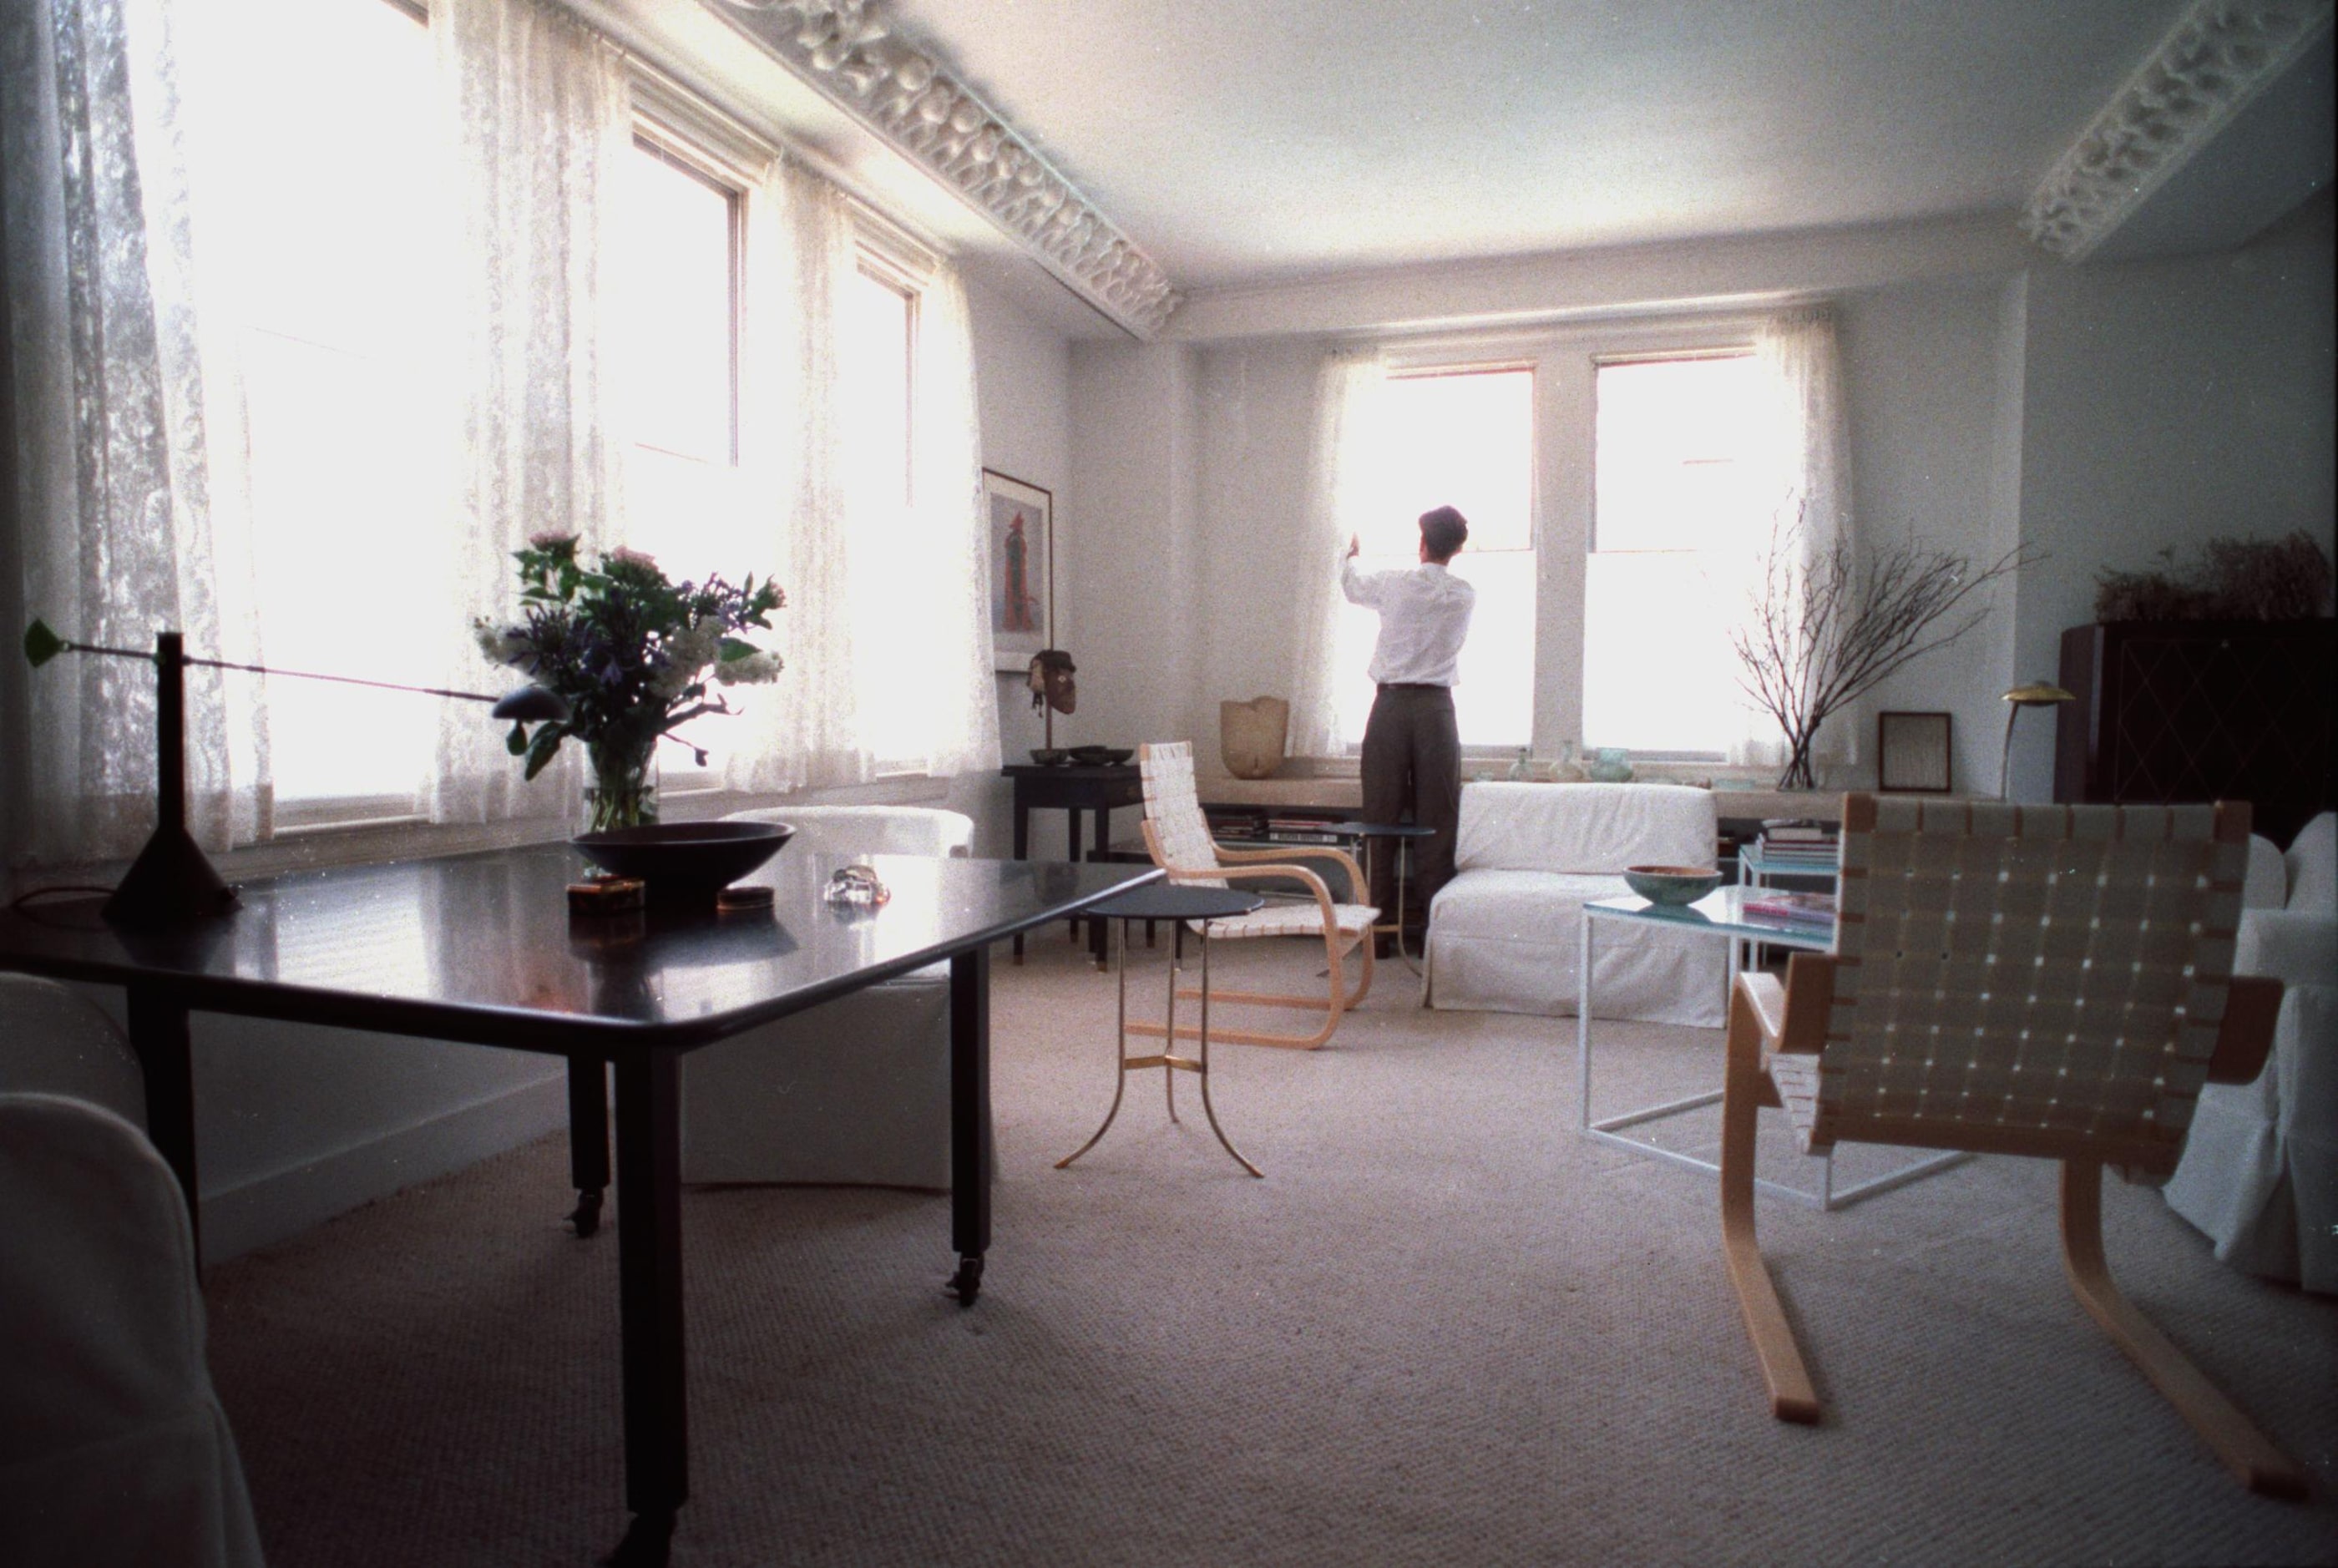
[1131,742,1376,1050]
[1718,793,2303,1497]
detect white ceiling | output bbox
[885,0,2214,289]
[605,1,2334,332]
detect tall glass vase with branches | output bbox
[1731,515,2035,791]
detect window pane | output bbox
[1594,356,1769,552]
[1334,368,1534,749]
[1369,370,1534,554]
[1581,552,1740,753]
[841,269,924,768]
[616,145,735,470]
[1586,355,1769,756]
[195,0,439,810]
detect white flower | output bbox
[712,650,783,685]
[473,617,530,666]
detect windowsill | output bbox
[7,776,957,901]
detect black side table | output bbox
[1003,762,1145,965]
[1055,883,1267,1177]
[1336,821,1438,967]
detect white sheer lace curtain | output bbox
[2,0,266,868]
[426,0,630,825]
[724,162,996,791]
[907,265,1001,777]
[1726,304,1857,774]
[726,160,864,793]
[1287,346,1388,759]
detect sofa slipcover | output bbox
[1425,782,1724,1027]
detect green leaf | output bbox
[505,721,529,756]
[23,619,65,669]
[718,638,757,663]
[523,722,567,781]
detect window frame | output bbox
[1350,313,1769,766]
[838,214,939,778]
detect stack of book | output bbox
[1263,816,1351,846]
[1753,818,1840,871]
[1741,888,1837,931]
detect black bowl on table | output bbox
[1067,745,1135,766]
[571,822,792,900]
[1030,748,1070,766]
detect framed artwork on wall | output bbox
[984,468,1052,671]
[1877,710,1954,793]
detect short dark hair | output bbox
[1419,506,1468,561]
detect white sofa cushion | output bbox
[1454,782,1714,874]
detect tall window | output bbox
[1584,354,1772,756]
[615,137,741,575]
[839,257,928,771]
[610,134,746,784]
[195,0,441,816]
[1335,368,1536,749]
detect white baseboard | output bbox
[199,1070,570,1263]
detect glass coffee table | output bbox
[1576,886,1966,1211]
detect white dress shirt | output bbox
[1340,555,1475,687]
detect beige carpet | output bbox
[203,933,2338,1566]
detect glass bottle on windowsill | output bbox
[1506,746,1532,781]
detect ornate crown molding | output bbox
[2022,0,2334,261]
[707,0,1180,336]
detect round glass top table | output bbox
[1055,883,1268,1176]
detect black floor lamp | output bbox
[23,620,566,928]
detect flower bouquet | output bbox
[474,534,784,831]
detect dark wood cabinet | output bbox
[2054,620,2335,846]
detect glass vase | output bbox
[582,739,659,833]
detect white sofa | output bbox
[680,805,980,1188]
[1425,782,1725,1027]
[2164,811,2336,1293]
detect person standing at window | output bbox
[1342,506,1475,951]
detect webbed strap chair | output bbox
[1721,795,2303,1497]
[1134,742,1376,1050]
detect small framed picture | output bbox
[1876,711,1953,793]
[984,468,1052,671]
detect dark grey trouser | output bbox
[1359,683,1462,925]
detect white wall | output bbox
[2007,205,2336,799]
[1838,276,2026,796]
[1067,340,1207,776]
[960,275,1076,857]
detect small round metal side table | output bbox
[1056,883,1267,1177]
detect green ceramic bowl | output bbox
[1623,864,1723,905]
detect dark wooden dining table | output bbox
[0,840,1159,1565]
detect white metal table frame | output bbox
[1576,887,1968,1211]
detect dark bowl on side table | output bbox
[1622,864,1724,906]
[1030,748,1070,766]
[571,822,792,901]
[1067,746,1136,766]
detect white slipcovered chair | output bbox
[1425,782,1724,1026]
[0,974,266,1567]
[1136,742,1376,1050]
[679,804,979,1187]
[2164,810,2337,1292]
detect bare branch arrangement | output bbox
[1731,515,2036,790]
